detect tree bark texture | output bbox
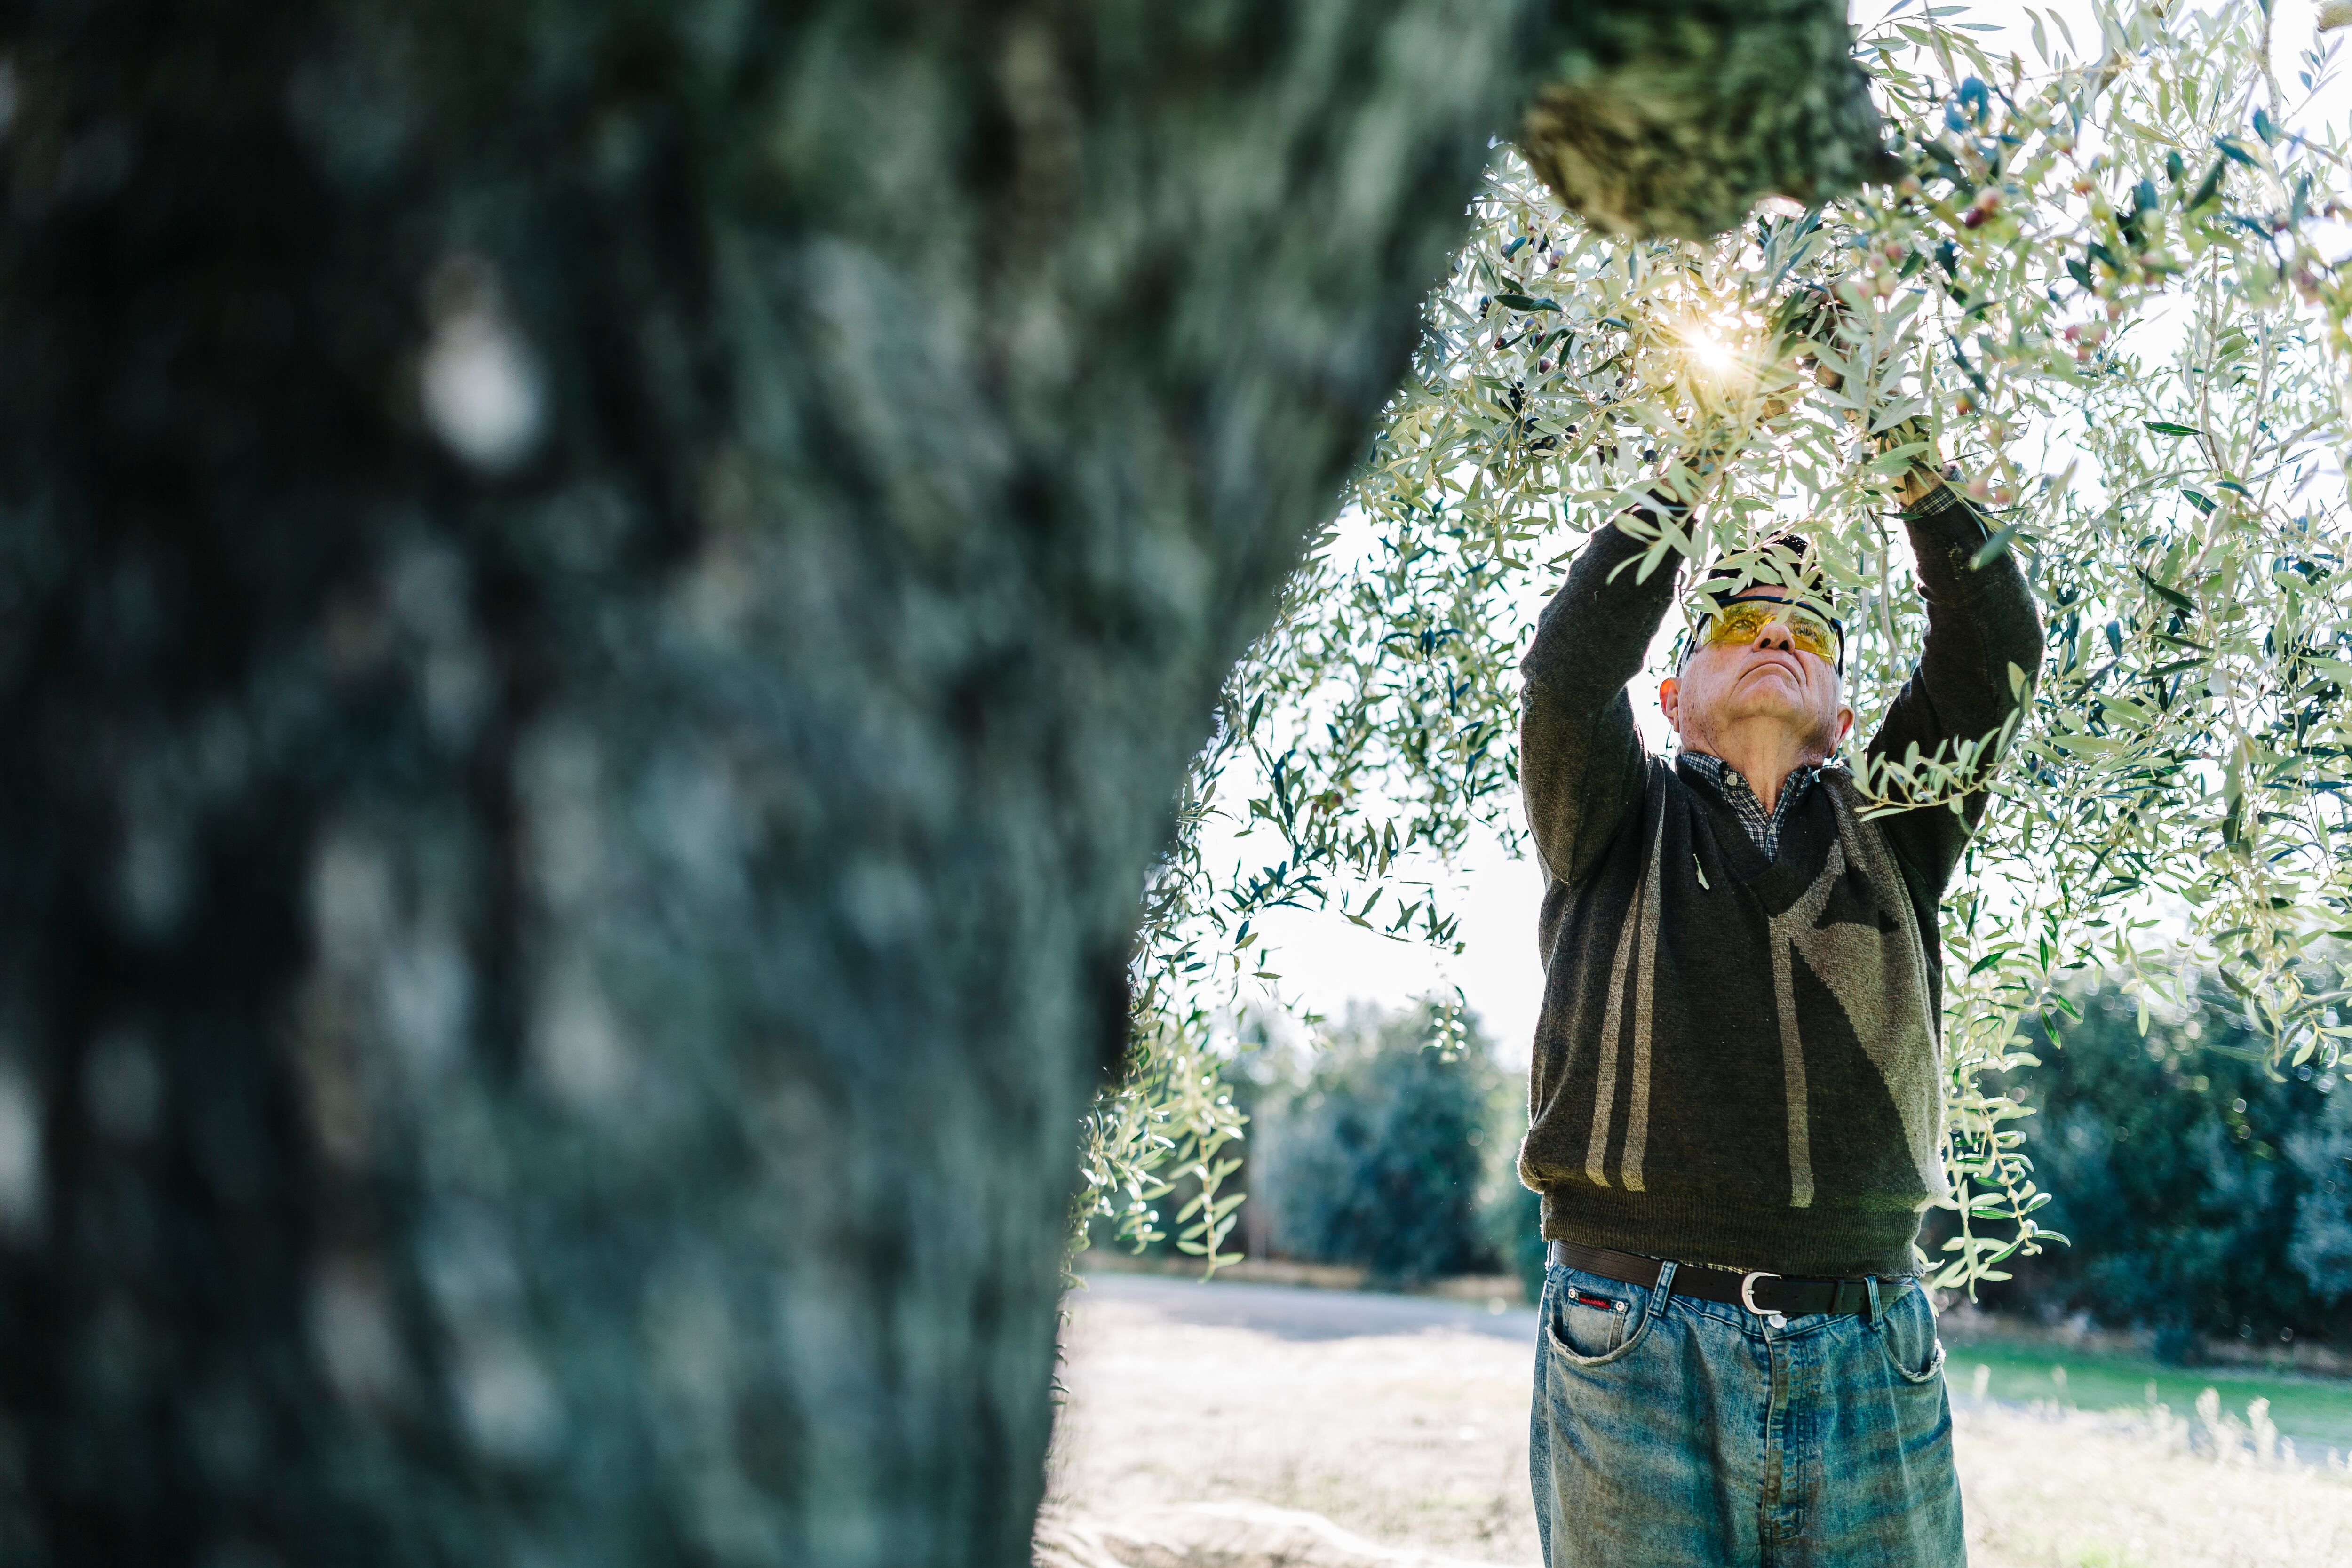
[0,3,1879,1564]
[1517,0,1899,237]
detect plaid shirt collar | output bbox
[1677,751,1828,861]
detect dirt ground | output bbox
[1048,1274,2352,1568]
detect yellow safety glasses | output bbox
[1697,597,1843,666]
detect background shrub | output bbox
[1950,979,2350,1356]
[1254,1001,1508,1285]
[2288,1084,2352,1308]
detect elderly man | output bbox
[1515,401,2041,1565]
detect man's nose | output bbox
[1754,621,1794,650]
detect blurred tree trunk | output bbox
[0,2,1878,1564]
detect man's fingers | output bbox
[1773,280,1866,392]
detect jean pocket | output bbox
[1543,1267,1649,1366]
[1874,1283,1946,1385]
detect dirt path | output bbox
[1049,1274,2352,1568]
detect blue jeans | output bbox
[1529,1259,1964,1567]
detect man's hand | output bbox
[1661,278,1960,507]
[1875,413,1946,507]
[1783,281,1950,508]
[1666,304,1831,488]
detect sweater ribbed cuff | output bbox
[1899,481,1993,542]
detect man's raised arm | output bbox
[1864,474,2044,891]
[1520,504,1687,889]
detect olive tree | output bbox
[0,0,1888,1563]
[1102,0,2352,1293]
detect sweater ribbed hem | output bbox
[1539,1185,1923,1279]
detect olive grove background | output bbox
[1151,987,2352,1351]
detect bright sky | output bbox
[1211,0,2352,1069]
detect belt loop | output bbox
[1650,1260,1678,1324]
[1863,1275,1882,1330]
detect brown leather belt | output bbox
[1547,1239,1914,1325]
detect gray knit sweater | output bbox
[1515,486,2042,1277]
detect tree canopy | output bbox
[1088,0,2352,1293]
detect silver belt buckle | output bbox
[1740,1270,1786,1328]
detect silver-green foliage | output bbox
[1083,0,2352,1289]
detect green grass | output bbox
[1940,1328,2352,1457]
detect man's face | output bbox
[1659,594,1853,757]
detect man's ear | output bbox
[1660,676,1682,732]
[1834,706,1855,745]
